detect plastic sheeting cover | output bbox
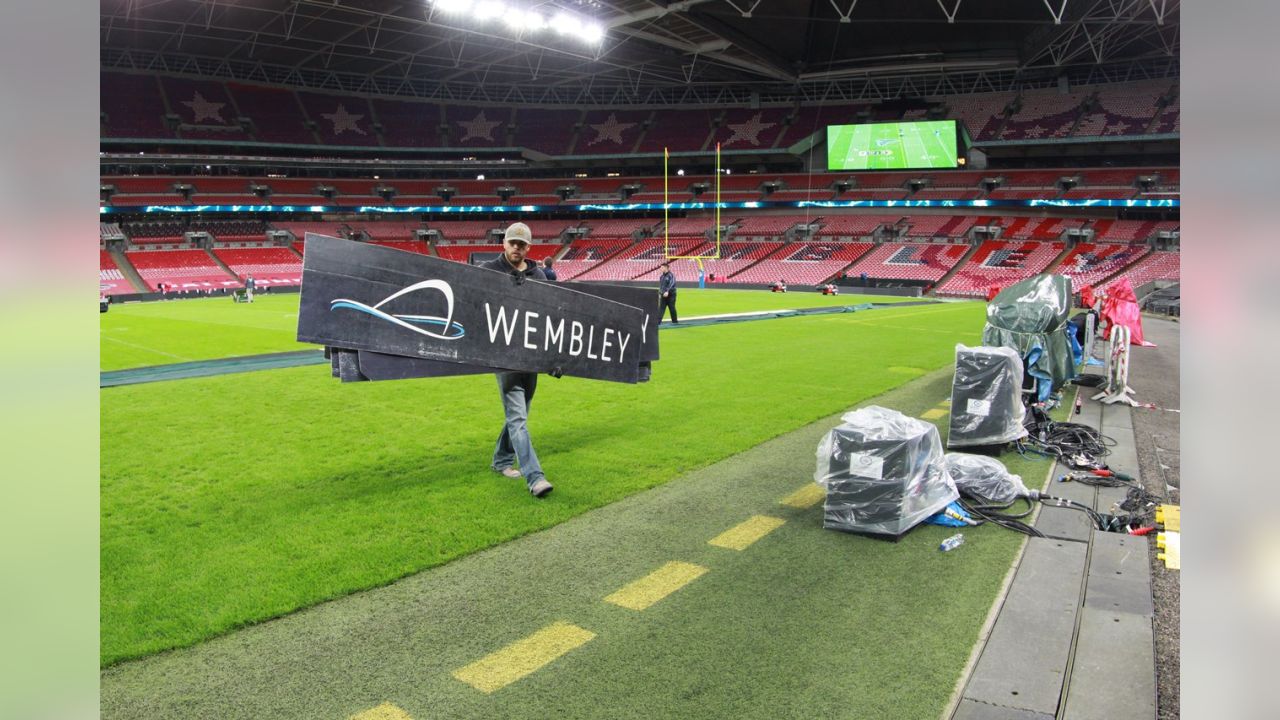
[815,406,958,537]
[981,273,1076,392]
[948,344,1028,447]
[943,453,1029,505]
[1100,276,1152,346]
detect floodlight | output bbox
[434,0,474,14]
[473,1,505,21]
[581,22,604,43]
[551,12,580,34]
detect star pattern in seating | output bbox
[458,111,502,142]
[182,92,225,123]
[724,112,777,147]
[587,113,636,146]
[322,104,367,135]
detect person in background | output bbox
[480,222,554,498]
[245,274,256,302]
[541,257,558,282]
[658,260,678,324]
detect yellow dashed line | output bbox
[922,408,948,420]
[604,560,709,611]
[708,515,786,551]
[452,621,596,693]
[780,484,825,509]
[349,703,413,720]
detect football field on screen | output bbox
[828,121,958,170]
[101,295,993,668]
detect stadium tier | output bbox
[581,218,660,239]
[635,109,719,153]
[1116,249,1180,287]
[369,97,444,148]
[425,221,498,241]
[159,76,250,140]
[211,247,303,286]
[695,241,787,279]
[942,91,1015,140]
[577,109,649,154]
[902,215,968,239]
[935,241,1065,297]
[125,249,240,291]
[844,242,969,282]
[99,250,135,296]
[814,214,899,238]
[1075,80,1169,137]
[512,108,581,156]
[100,167,1179,208]
[1089,219,1172,243]
[274,221,350,242]
[349,221,424,242]
[102,72,1179,151]
[445,105,510,147]
[999,87,1090,140]
[1054,243,1151,288]
[297,92,380,146]
[225,82,314,144]
[101,72,170,138]
[730,215,809,237]
[554,239,634,280]
[573,238,707,282]
[733,241,874,285]
[713,108,790,150]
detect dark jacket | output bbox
[481,255,548,282]
[659,270,677,295]
[543,267,558,282]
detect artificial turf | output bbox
[98,289,922,371]
[101,300,985,666]
[100,365,1065,719]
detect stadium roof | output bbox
[101,0,1179,105]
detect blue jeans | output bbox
[492,371,545,486]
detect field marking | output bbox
[99,334,193,363]
[779,483,825,509]
[708,515,786,551]
[349,703,413,720]
[604,560,709,611]
[922,408,948,420]
[452,621,596,693]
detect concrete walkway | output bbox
[949,320,1180,720]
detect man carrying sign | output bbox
[480,222,554,498]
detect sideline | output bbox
[100,301,942,388]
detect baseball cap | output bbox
[503,222,532,246]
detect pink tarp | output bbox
[1100,277,1155,346]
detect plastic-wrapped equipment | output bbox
[814,406,958,537]
[943,453,1029,505]
[948,344,1028,448]
[981,273,1077,395]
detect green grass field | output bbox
[101,297,995,667]
[98,289,921,371]
[827,120,958,170]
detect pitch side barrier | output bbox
[297,234,658,384]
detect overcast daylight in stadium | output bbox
[92,1,1187,717]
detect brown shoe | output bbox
[528,478,553,498]
[494,467,522,479]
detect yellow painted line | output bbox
[349,703,413,720]
[779,483,825,509]
[452,621,596,693]
[922,408,948,420]
[708,515,786,551]
[604,561,709,611]
[938,399,952,407]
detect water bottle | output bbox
[939,533,965,552]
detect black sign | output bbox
[299,235,648,383]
